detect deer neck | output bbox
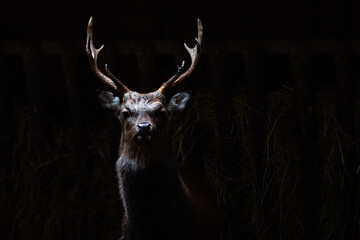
[116,150,191,239]
[118,131,173,169]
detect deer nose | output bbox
[137,122,151,135]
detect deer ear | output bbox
[168,92,190,113]
[97,89,121,112]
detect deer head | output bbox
[86,17,202,153]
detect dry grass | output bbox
[3,107,122,240]
[263,86,304,239]
[316,85,358,240]
[2,83,359,239]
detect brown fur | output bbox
[98,90,221,240]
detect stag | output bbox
[86,17,220,240]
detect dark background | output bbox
[1,0,360,239]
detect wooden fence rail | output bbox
[2,39,360,55]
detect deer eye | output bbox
[122,110,131,119]
[155,108,167,118]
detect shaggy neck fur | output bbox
[116,133,192,240]
[118,130,171,168]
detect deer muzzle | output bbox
[135,122,153,141]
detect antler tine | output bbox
[105,64,131,92]
[164,60,185,86]
[86,17,130,93]
[157,19,203,94]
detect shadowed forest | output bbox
[1,0,360,239]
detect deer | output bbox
[86,17,221,240]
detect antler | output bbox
[157,19,203,94]
[86,17,130,93]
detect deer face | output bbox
[87,16,201,146]
[98,90,190,144]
